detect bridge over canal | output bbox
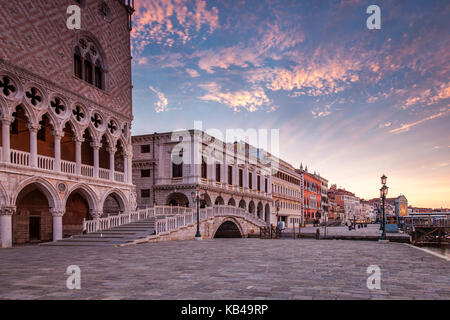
[46,205,268,246]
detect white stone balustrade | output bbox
[82,205,267,237]
[7,148,126,183]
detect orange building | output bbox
[297,166,321,222]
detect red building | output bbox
[297,166,321,222]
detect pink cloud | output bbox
[198,82,272,112]
[132,0,219,56]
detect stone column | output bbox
[28,123,39,168]
[108,147,116,181]
[50,209,65,242]
[74,137,84,176]
[52,130,63,172]
[1,116,13,163]
[124,153,129,184]
[91,141,101,178]
[0,206,14,248]
[127,150,133,184]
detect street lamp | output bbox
[379,175,389,241]
[191,185,204,240]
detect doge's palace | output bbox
[0,0,136,247]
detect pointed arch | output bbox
[101,188,129,214]
[63,183,99,212]
[11,177,61,210]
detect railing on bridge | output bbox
[82,205,268,236]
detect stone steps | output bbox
[43,218,156,247]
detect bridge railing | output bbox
[82,204,267,235]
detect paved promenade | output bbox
[0,239,449,299]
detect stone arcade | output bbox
[0,0,136,248]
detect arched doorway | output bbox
[238,199,246,209]
[257,202,263,219]
[227,198,236,206]
[13,184,53,244]
[64,189,92,237]
[214,220,242,238]
[214,196,224,205]
[102,192,125,216]
[166,192,189,207]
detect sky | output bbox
[130,0,450,208]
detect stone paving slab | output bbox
[0,239,449,300]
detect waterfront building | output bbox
[297,166,322,223]
[271,159,302,227]
[0,1,136,248]
[132,131,273,223]
[328,185,360,222]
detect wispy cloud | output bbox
[389,109,450,134]
[198,82,272,112]
[186,68,200,78]
[149,86,169,113]
[132,0,219,56]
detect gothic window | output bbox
[95,61,103,89]
[257,175,261,191]
[239,169,243,187]
[74,46,82,79]
[74,38,106,90]
[249,172,253,189]
[84,53,93,84]
[228,165,233,185]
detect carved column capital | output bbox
[0,206,16,216]
[1,115,14,125]
[90,210,102,219]
[50,208,65,217]
[27,122,40,132]
[52,129,64,139]
[90,141,102,149]
[107,147,117,154]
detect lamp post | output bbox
[379,174,389,241]
[191,186,203,240]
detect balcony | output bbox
[6,148,126,184]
